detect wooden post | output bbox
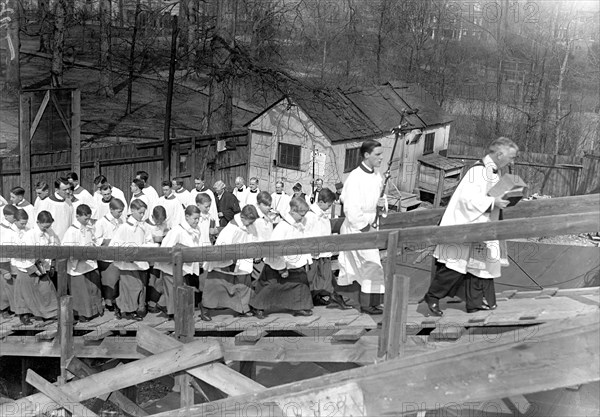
[19,94,31,198]
[434,168,444,208]
[56,258,68,298]
[378,231,399,359]
[190,138,197,183]
[21,357,31,396]
[71,89,81,177]
[58,295,74,385]
[163,15,178,181]
[173,249,195,409]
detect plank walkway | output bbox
[0,287,597,363]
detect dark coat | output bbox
[216,191,241,227]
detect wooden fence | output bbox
[577,153,600,195]
[447,143,584,197]
[0,130,250,202]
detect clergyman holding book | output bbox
[420,137,520,316]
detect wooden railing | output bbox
[0,194,598,379]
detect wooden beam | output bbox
[19,94,32,199]
[381,193,600,229]
[379,274,410,359]
[148,312,600,417]
[71,89,81,177]
[136,324,265,396]
[0,338,224,416]
[26,369,99,417]
[378,231,399,358]
[0,209,598,263]
[50,91,72,139]
[67,357,149,417]
[56,259,68,298]
[29,90,50,140]
[58,296,74,385]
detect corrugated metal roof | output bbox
[264,81,453,142]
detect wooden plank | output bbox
[56,259,68,298]
[379,272,410,358]
[380,193,600,229]
[83,328,114,341]
[59,296,74,385]
[26,369,99,417]
[136,324,265,395]
[71,89,81,176]
[50,91,72,139]
[502,395,532,415]
[519,309,545,321]
[379,231,398,358]
[235,328,267,344]
[332,328,367,342]
[19,95,32,199]
[29,90,50,140]
[68,358,150,417]
[430,325,465,341]
[174,251,194,410]
[35,324,58,341]
[147,312,600,417]
[0,338,224,416]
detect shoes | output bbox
[422,295,443,317]
[123,312,144,321]
[235,311,254,317]
[105,303,115,312]
[360,306,383,315]
[329,292,353,310]
[198,308,212,322]
[254,309,266,320]
[466,305,491,313]
[77,316,91,323]
[1,309,14,319]
[292,309,313,317]
[114,307,122,320]
[147,305,161,314]
[19,314,32,325]
[136,309,148,318]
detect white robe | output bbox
[206,213,259,274]
[337,163,386,294]
[15,200,35,229]
[188,187,219,222]
[36,193,74,240]
[433,155,508,278]
[157,194,185,229]
[62,222,99,275]
[154,221,203,276]
[270,192,291,217]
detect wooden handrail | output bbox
[0,211,597,263]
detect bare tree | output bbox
[1,0,20,93]
[98,0,113,96]
[50,0,67,87]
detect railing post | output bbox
[58,295,74,385]
[378,231,410,360]
[172,248,195,408]
[56,259,68,298]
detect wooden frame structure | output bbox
[19,88,81,196]
[0,194,598,416]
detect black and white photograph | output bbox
[0,0,598,415]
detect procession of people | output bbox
[0,138,515,324]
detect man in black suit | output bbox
[213,180,241,227]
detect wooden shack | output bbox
[416,152,464,207]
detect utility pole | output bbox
[163,14,179,180]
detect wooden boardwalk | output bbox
[1,287,597,364]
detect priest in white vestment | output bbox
[423,137,519,316]
[337,140,388,315]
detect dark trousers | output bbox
[426,261,465,302]
[333,280,383,308]
[427,261,497,309]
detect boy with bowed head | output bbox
[12,210,60,325]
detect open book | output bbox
[488,173,528,207]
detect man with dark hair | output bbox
[10,186,34,228]
[129,179,152,221]
[189,176,218,220]
[213,180,240,228]
[36,177,74,239]
[243,177,261,210]
[93,174,126,210]
[422,137,519,316]
[270,181,291,220]
[135,170,159,207]
[158,180,185,228]
[33,181,50,215]
[171,177,190,206]
[67,171,96,212]
[337,139,388,315]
